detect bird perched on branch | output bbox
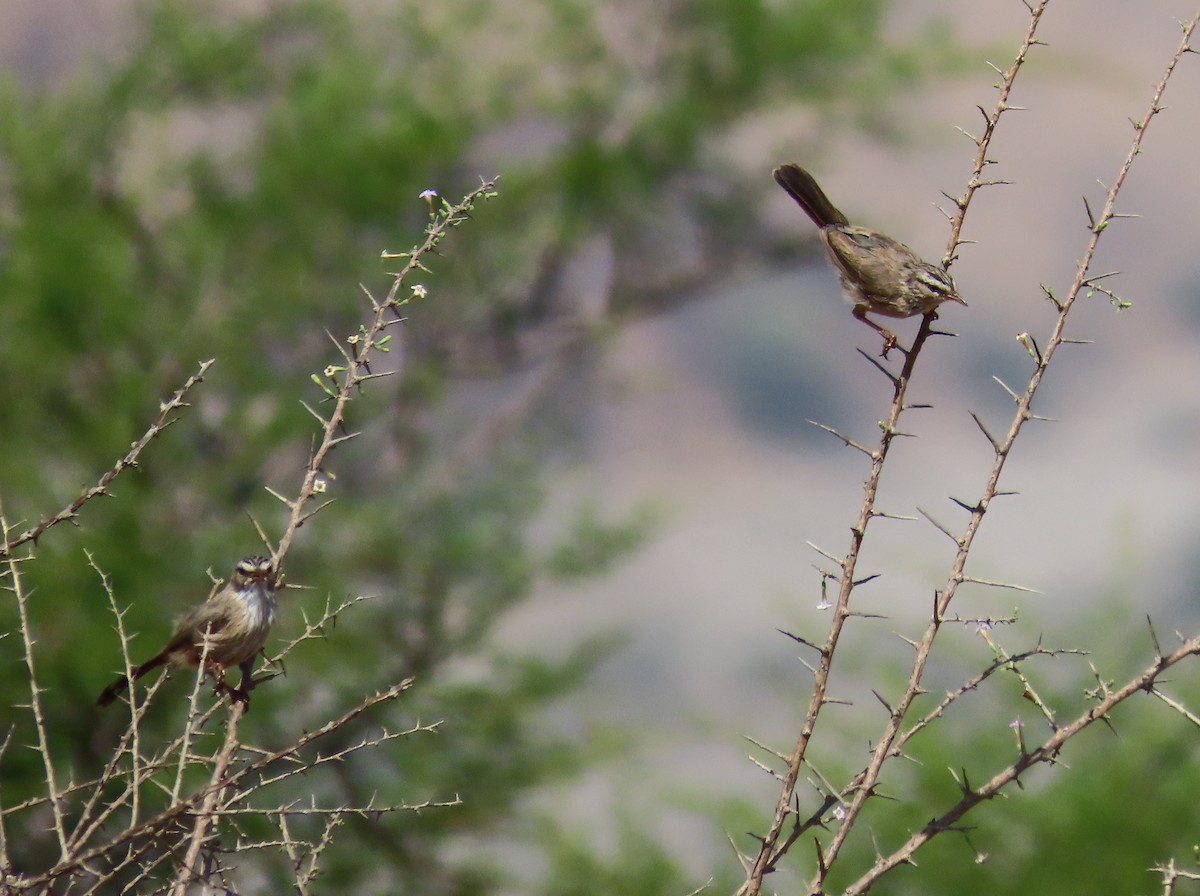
[97,556,277,708]
[772,163,965,356]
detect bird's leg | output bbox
[852,306,899,357]
[201,658,235,700]
[221,659,257,707]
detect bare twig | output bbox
[0,361,214,560]
[1,514,70,863]
[841,634,1200,894]
[171,699,246,896]
[270,181,499,575]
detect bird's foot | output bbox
[878,331,898,358]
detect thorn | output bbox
[778,629,824,653]
[298,400,330,428]
[949,496,981,513]
[959,575,1042,594]
[726,832,753,873]
[872,689,894,714]
[845,610,888,620]
[1040,284,1063,310]
[743,734,789,763]
[991,375,1020,401]
[805,541,845,567]
[1145,615,1163,660]
[854,348,900,385]
[916,507,962,547]
[870,511,917,522]
[263,486,296,509]
[807,421,875,457]
[969,412,1001,453]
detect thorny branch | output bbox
[822,17,1200,892]
[0,360,215,560]
[840,634,1200,895]
[738,4,1200,894]
[267,179,500,574]
[1,183,496,894]
[163,181,497,892]
[17,680,423,890]
[736,4,1053,892]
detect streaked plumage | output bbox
[773,164,965,354]
[97,556,277,707]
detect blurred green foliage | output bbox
[0,0,958,891]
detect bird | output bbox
[772,163,965,356]
[97,556,277,708]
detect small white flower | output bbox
[411,284,428,299]
[419,189,438,201]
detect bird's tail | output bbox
[773,164,850,229]
[96,653,167,707]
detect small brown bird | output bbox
[773,163,965,355]
[97,556,277,707]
